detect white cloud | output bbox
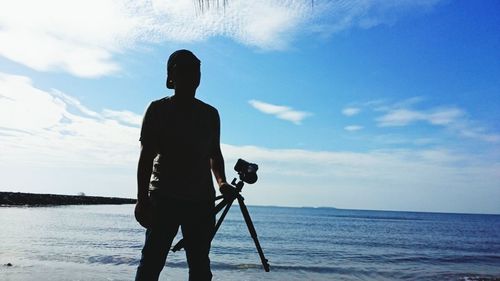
[365,97,426,112]
[344,125,363,131]
[0,72,140,167]
[374,100,500,143]
[377,108,425,126]
[342,107,361,116]
[103,109,143,126]
[219,144,500,213]
[427,108,464,125]
[0,72,499,213]
[452,122,500,143]
[310,0,441,37]
[248,99,311,125]
[0,0,138,77]
[0,0,309,77]
[0,0,443,77]
[377,107,464,127]
[372,134,436,146]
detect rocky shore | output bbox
[0,191,136,206]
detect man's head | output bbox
[166,50,201,96]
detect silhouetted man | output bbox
[135,49,232,281]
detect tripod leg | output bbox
[214,197,231,214]
[211,197,235,240]
[236,195,270,272]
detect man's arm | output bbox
[135,143,156,228]
[137,144,156,202]
[210,110,234,198]
[211,145,236,199]
[211,146,227,188]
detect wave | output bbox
[29,253,500,281]
[85,255,343,273]
[81,255,389,276]
[390,254,500,264]
[87,255,138,266]
[461,277,500,281]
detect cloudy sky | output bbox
[0,0,499,214]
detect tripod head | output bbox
[230,177,245,192]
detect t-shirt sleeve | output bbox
[139,102,159,147]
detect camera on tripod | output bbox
[172,158,270,272]
[234,159,258,184]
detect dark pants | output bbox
[135,193,215,281]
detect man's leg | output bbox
[135,196,179,281]
[181,200,215,281]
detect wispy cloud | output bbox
[372,134,436,146]
[103,109,143,126]
[373,99,500,143]
[376,107,464,127]
[452,122,500,143]
[0,0,443,77]
[342,107,361,116]
[344,125,363,132]
[248,99,311,125]
[311,1,442,36]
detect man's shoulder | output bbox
[150,96,173,107]
[194,98,218,115]
[148,97,218,117]
[146,97,175,115]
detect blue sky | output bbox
[0,0,499,214]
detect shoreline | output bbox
[0,191,136,206]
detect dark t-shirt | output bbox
[140,96,219,201]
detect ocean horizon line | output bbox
[2,190,500,216]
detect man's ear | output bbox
[170,68,177,86]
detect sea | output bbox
[1,204,499,281]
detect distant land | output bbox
[0,191,136,206]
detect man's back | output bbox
[141,96,219,200]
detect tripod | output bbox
[171,178,270,272]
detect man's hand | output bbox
[134,200,153,229]
[219,182,238,201]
